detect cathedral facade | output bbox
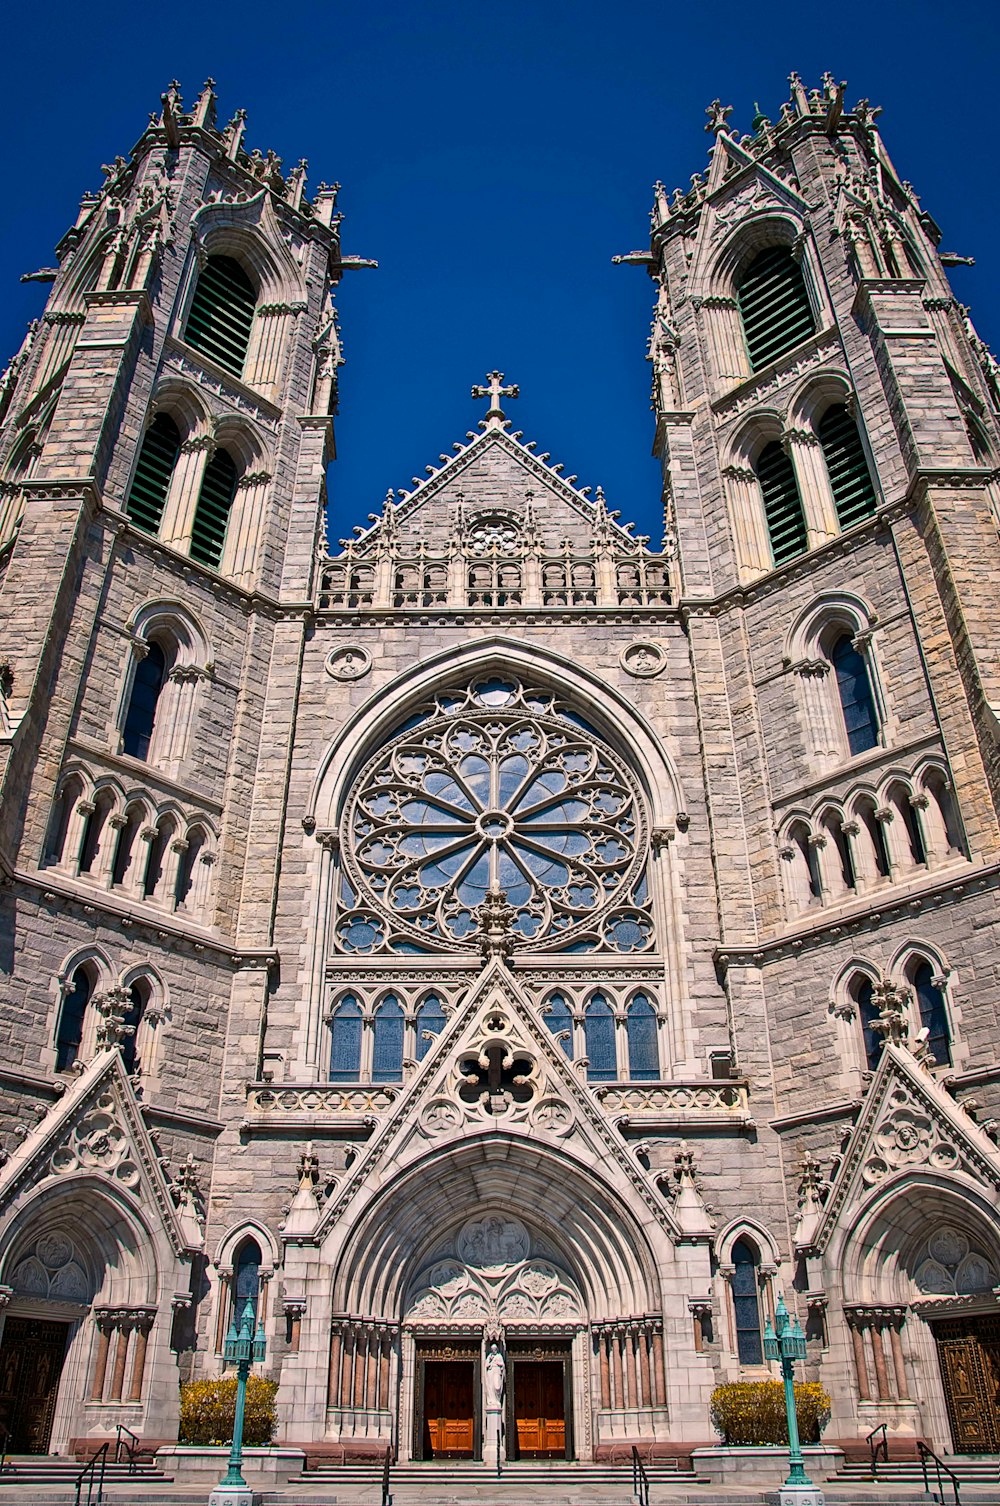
[1,73,1000,1468]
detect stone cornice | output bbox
[162,335,283,422]
[314,607,677,627]
[66,736,223,814]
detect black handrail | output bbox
[114,1423,139,1473]
[0,1426,8,1474]
[74,1441,109,1506]
[380,1444,393,1506]
[918,1440,961,1506]
[632,1444,650,1506]
[867,1422,889,1474]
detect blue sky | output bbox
[1,0,996,546]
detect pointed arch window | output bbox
[736,246,815,371]
[233,1237,262,1326]
[830,634,879,756]
[56,965,92,1071]
[414,995,446,1061]
[372,995,405,1082]
[122,641,167,761]
[818,404,876,530]
[121,980,147,1076]
[329,995,363,1083]
[126,414,180,535]
[731,1237,764,1365]
[626,994,659,1081]
[190,448,238,569]
[184,255,256,377]
[756,441,807,564]
[913,961,951,1066]
[853,976,883,1072]
[545,994,574,1060]
[584,994,617,1082]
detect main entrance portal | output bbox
[0,1316,70,1453]
[935,1315,1000,1452]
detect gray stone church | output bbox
[0,72,999,1470]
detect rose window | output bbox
[339,677,650,953]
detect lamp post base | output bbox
[779,1485,825,1506]
[209,1486,258,1506]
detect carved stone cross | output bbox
[472,370,519,429]
[459,1043,533,1116]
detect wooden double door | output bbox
[935,1315,1000,1453]
[507,1343,571,1461]
[414,1339,572,1462]
[0,1316,70,1454]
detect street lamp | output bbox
[209,1301,267,1506]
[763,1295,824,1506]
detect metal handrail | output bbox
[114,1423,139,1473]
[918,1440,961,1506]
[380,1444,393,1506]
[632,1444,650,1506]
[74,1441,109,1506]
[867,1422,889,1473]
[0,1426,9,1474]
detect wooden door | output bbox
[0,1317,70,1454]
[514,1361,566,1458]
[935,1317,1000,1453]
[422,1361,475,1458]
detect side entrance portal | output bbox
[414,1341,480,1459]
[934,1315,1000,1452]
[0,1316,71,1454]
[508,1341,572,1460]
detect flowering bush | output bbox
[178,1375,277,1447]
[709,1381,831,1446]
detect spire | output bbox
[471,370,519,431]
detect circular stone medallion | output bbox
[620,641,666,678]
[326,645,372,681]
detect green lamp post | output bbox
[763,1295,825,1506]
[209,1301,266,1506]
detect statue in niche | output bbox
[485,1342,506,1408]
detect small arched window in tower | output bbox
[818,405,877,530]
[122,641,168,761]
[414,995,446,1061]
[545,994,574,1060]
[852,976,883,1072]
[329,995,363,1083]
[126,414,181,535]
[121,979,148,1075]
[913,961,951,1066]
[731,1237,764,1366]
[626,994,659,1081]
[184,255,257,377]
[233,1237,262,1326]
[56,965,93,1071]
[857,798,892,880]
[756,441,808,564]
[584,995,617,1082]
[372,995,405,1082]
[189,448,238,569]
[736,246,816,372]
[830,634,879,756]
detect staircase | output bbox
[841,1454,1000,1487]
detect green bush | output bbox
[178,1375,278,1447]
[709,1381,831,1446]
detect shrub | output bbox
[709,1381,831,1446]
[179,1375,278,1447]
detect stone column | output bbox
[785,427,840,544]
[638,1325,652,1404]
[109,1318,131,1402]
[328,1325,343,1408]
[624,1325,639,1408]
[127,1314,154,1402]
[610,1328,624,1408]
[159,435,213,550]
[90,1319,113,1401]
[597,1332,610,1409]
[651,1328,666,1407]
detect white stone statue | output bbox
[484,1341,506,1409]
[483,1341,507,1470]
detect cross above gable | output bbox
[472,370,519,430]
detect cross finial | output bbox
[471,370,519,430]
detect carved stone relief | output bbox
[406,1216,582,1327]
[10,1232,90,1302]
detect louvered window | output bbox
[127,414,180,535]
[755,441,807,564]
[737,246,815,371]
[819,405,876,529]
[190,449,238,569]
[184,254,257,377]
[830,634,879,755]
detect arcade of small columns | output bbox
[328,1319,397,1412]
[845,1304,911,1403]
[592,1318,666,1411]
[88,1305,157,1404]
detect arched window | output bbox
[818,405,876,530]
[731,1237,764,1365]
[755,441,807,564]
[626,995,659,1081]
[736,246,815,371]
[56,965,92,1071]
[584,995,617,1082]
[184,255,256,377]
[143,817,175,900]
[122,641,168,760]
[852,976,883,1072]
[857,798,891,880]
[77,788,115,875]
[189,448,238,569]
[233,1237,262,1326]
[414,995,446,1061]
[126,414,180,535]
[372,995,404,1082]
[545,994,574,1060]
[913,961,951,1066]
[830,634,879,756]
[329,995,363,1082]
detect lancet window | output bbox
[185,255,257,378]
[55,964,93,1072]
[736,246,815,371]
[731,1237,765,1365]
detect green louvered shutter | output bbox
[126,414,180,535]
[184,255,256,377]
[737,246,816,371]
[819,404,877,530]
[190,449,238,569]
[756,440,807,564]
